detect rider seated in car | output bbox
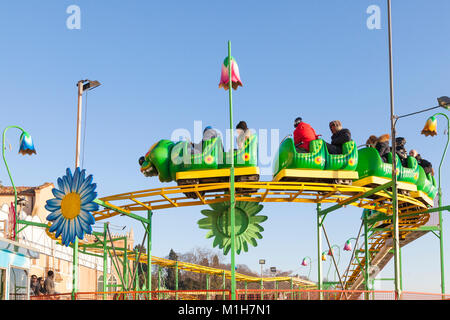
[326,120,351,155]
[236,121,252,150]
[409,149,434,175]
[293,117,319,153]
[394,137,408,167]
[192,126,220,154]
[366,134,390,163]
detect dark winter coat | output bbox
[327,128,351,154]
[416,154,433,175]
[394,137,408,167]
[375,134,390,162]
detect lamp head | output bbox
[344,240,352,251]
[18,131,36,155]
[437,96,450,110]
[80,79,101,92]
[421,116,438,137]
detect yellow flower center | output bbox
[61,192,81,220]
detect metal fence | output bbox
[235,289,396,300]
[30,289,450,300]
[31,290,232,301]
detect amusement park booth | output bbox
[0,237,39,300]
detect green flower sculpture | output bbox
[198,201,267,255]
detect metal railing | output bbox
[31,289,232,301]
[29,289,450,300]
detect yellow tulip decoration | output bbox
[421,116,438,137]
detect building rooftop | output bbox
[0,183,53,196]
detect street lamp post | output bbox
[390,97,449,297]
[421,111,449,297]
[327,245,341,282]
[386,0,402,299]
[75,79,101,167]
[258,259,265,299]
[301,256,312,280]
[2,126,36,241]
[259,259,265,279]
[72,79,101,300]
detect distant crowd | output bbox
[29,270,57,297]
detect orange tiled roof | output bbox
[0,182,53,195]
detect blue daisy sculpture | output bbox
[45,168,99,246]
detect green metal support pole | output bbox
[433,112,449,298]
[124,238,128,290]
[147,210,152,298]
[227,40,237,301]
[364,216,370,300]
[260,278,263,300]
[318,181,393,217]
[317,203,323,300]
[275,280,278,300]
[222,271,226,300]
[244,281,247,300]
[205,273,209,300]
[158,266,161,299]
[290,278,293,300]
[103,223,107,299]
[134,248,139,291]
[175,262,179,300]
[72,238,79,300]
[2,125,31,241]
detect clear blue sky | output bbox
[1,0,449,293]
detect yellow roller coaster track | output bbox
[91,181,428,221]
[45,180,434,293]
[89,180,433,292]
[45,226,316,288]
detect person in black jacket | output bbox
[394,137,408,167]
[409,149,434,175]
[366,134,390,163]
[326,120,351,154]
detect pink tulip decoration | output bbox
[219,56,243,91]
[301,258,308,266]
[344,240,352,251]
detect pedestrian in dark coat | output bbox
[326,120,351,154]
[37,277,46,295]
[44,270,56,295]
[30,275,39,296]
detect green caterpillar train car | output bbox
[272,138,359,184]
[272,137,437,206]
[139,134,259,198]
[139,134,436,206]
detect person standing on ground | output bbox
[44,270,56,295]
